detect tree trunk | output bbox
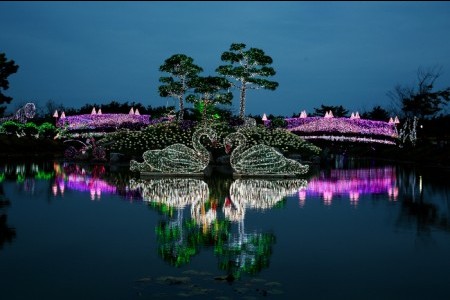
[178,96,184,122]
[202,100,208,124]
[239,83,246,119]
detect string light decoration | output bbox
[224,131,309,175]
[398,116,418,147]
[130,127,217,173]
[285,116,398,144]
[128,177,216,225]
[0,103,36,124]
[224,178,308,221]
[56,113,151,131]
[129,178,209,209]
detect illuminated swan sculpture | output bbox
[130,127,217,173]
[224,132,309,175]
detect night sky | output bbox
[1,1,450,117]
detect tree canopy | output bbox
[158,54,203,121]
[361,105,390,121]
[216,43,278,119]
[312,104,349,117]
[186,76,233,124]
[0,53,19,117]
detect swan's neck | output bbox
[230,133,246,165]
[192,128,210,156]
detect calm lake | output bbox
[1,158,449,299]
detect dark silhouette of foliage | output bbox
[0,53,19,117]
[388,66,450,120]
[312,104,349,117]
[361,105,390,121]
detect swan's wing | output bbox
[159,144,207,172]
[235,145,288,172]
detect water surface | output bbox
[1,159,449,299]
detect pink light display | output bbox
[285,117,398,144]
[56,113,151,130]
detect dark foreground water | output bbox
[1,159,449,300]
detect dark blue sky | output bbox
[1,1,450,117]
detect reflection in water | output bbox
[0,184,16,249]
[226,179,308,221]
[127,177,302,279]
[129,177,227,268]
[2,160,450,283]
[54,163,117,200]
[221,179,307,279]
[395,167,450,238]
[302,166,398,206]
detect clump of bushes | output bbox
[0,121,57,138]
[100,120,321,160]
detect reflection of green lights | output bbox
[34,171,54,180]
[0,173,4,183]
[148,202,174,217]
[16,174,25,183]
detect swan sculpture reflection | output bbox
[128,178,209,209]
[129,177,215,225]
[224,178,308,221]
[224,132,309,175]
[130,127,217,173]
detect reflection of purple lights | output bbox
[301,167,398,203]
[55,175,117,200]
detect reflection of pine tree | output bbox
[218,219,276,279]
[155,208,230,267]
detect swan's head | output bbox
[224,132,245,154]
[224,136,234,154]
[195,127,219,148]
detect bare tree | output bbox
[387,66,450,119]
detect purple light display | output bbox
[56,113,151,130]
[285,117,398,144]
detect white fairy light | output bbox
[129,178,209,210]
[224,131,309,175]
[91,107,97,115]
[223,178,308,222]
[129,107,134,115]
